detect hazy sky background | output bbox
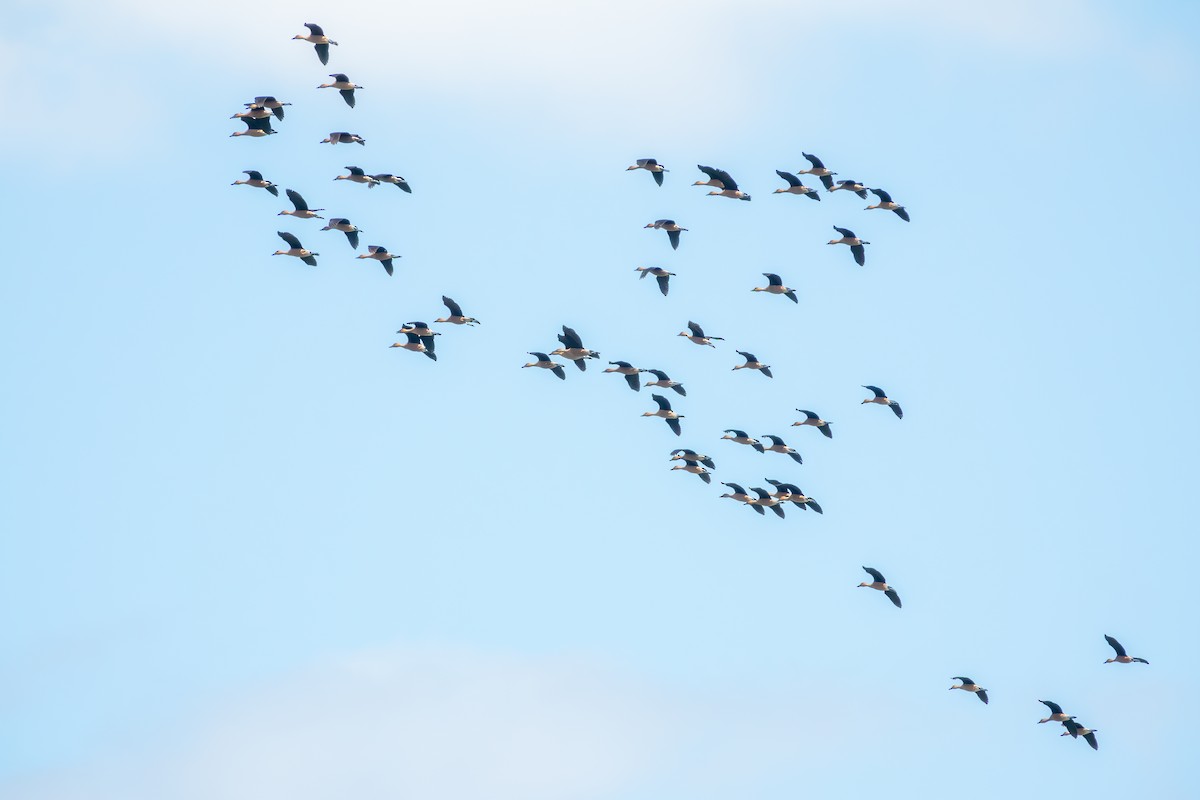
[3,1,1199,797]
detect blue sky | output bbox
[2,1,1199,797]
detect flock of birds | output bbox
[227,22,1148,756]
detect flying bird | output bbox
[626,158,667,186]
[523,352,565,380]
[231,170,278,196]
[679,321,722,347]
[862,386,903,418]
[645,219,687,250]
[752,273,797,303]
[797,152,837,191]
[279,189,324,219]
[320,132,366,146]
[829,179,869,198]
[642,369,685,396]
[792,410,832,438]
[857,566,902,608]
[865,188,910,221]
[760,434,800,463]
[694,166,750,200]
[773,170,821,200]
[397,322,440,354]
[765,480,823,513]
[1060,718,1099,750]
[733,351,773,378]
[334,166,379,187]
[230,115,276,138]
[319,218,361,249]
[635,267,674,296]
[747,487,786,518]
[435,297,480,326]
[670,448,715,469]
[828,226,870,266]
[604,361,643,391]
[272,231,318,266]
[550,325,600,371]
[670,461,712,483]
[1038,700,1072,724]
[293,23,338,65]
[356,245,398,276]
[370,174,412,192]
[1103,635,1149,664]
[317,73,362,107]
[248,96,291,120]
[390,332,436,361]
[719,482,763,513]
[642,394,684,436]
[721,429,763,452]
[949,678,989,704]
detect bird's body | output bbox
[760,434,800,463]
[550,325,600,371]
[679,321,723,347]
[370,174,411,192]
[230,115,276,137]
[627,158,667,186]
[643,369,686,396]
[752,273,797,303]
[792,409,832,438]
[1060,718,1099,750]
[950,678,989,704]
[797,153,837,191]
[1103,634,1149,664]
[604,361,644,391]
[828,225,870,266]
[645,219,687,250]
[319,217,361,249]
[862,385,903,418]
[747,487,786,518]
[773,170,821,199]
[435,296,479,325]
[694,166,751,200]
[271,231,318,266]
[669,448,715,469]
[830,179,869,198]
[390,332,436,360]
[523,352,565,380]
[335,166,379,187]
[721,429,764,452]
[642,394,684,436]
[293,23,338,65]
[719,482,762,513]
[865,188,910,221]
[321,132,366,146]
[635,267,675,296]
[670,462,711,483]
[733,351,773,378]
[1037,700,1072,724]
[231,170,278,196]
[356,245,397,276]
[318,73,362,107]
[857,566,902,608]
[279,189,325,220]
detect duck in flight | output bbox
[643,369,685,396]
[747,487,786,518]
[733,351,773,378]
[670,448,714,469]
[752,273,797,303]
[435,296,479,326]
[551,325,600,371]
[370,174,411,192]
[604,361,643,391]
[765,480,823,513]
[829,179,869,198]
[694,166,751,200]
[279,189,324,219]
[231,170,278,196]
[230,115,276,138]
[627,158,668,186]
[773,170,821,200]
[645,220,687,250]
[390,332,436,361]
[792,410,832,438]
[949,678,989,704]
[317,73,362,108]
[670,460,712,484]
[865,188,910,221]
[356,245,397,276]
[828,226,870,266]
[272,231,318,266]
[1103,635,1149,664]
[679,321,722,347]
[760,434,800,463]
[719,482,763,513]
[1060,719,1099,750]
[857,566,902,608]
[248,96,290,120]
[335,166,379,187]
[721,429,763,452]
[862,386,902,418]
[1037,700,1072,725]
[523,352,565,380]
[635,267,675,296]
[797,152,837,191]
[320,132,366,146]
[293,23,338,65]
[643,394,684,436]
[319,218,361,249]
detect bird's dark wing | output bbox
[652,170,664,187]
[559,326,583,349]
[315,43,330,65]
[807,500,823,514]
[420,335,436,352]
[1105,635,1127,658]
[574,358,587,371]
[724,429,746,437]
[652,394,672,411]
[797,410,818,420]
[737,351,756,362]
[667,418,681,436]
[803,152,825,169]
[687,321,704,337]
[786,449,800,463]
[806,191,821,201]
[894,207,911,222]
[1132,657,1149,664]
[699,472,711,484]
[700,457,714,469]
[1040,700,1063,715]
[851,244,866,266]
[528,352,550,361]
[952,677,974,684]
[855,188,869,199]
[697,165,722,182]
[862,566,886,583]
[784,290,798,304]
[551,365,565,380]
[890,402,903,419]
[277,231,302,248]
[763,273,782,286]
[330,72,349,81]
[345,230,359,249]
[819,423,832,438]
[266,184,279,196]
[1062,719,1080,737]
[304,22,326,35]
[244,170,264,180]
[762,434,783,445]
[382,258,393,276]
[246,116,274,131]
[668,229,681,250]
[714,169,738,191]
[443,296,464,317]
[770,504,786,518]
[656,274,670,296]
[776,170,801,187]
[301,255,317,267]
[722,482,746,493]
[819,174,835,190]
[870,188,894,203]
[1083,731,1098,750]
[624,373,640,391]
[286,189,309,211]
[977,690,989,704]
[833,225,855,237]
[885,589,902,608]
[864,385,886,398]
[345,165,365,175]
[762,366,774,379]
[340,88,356,108]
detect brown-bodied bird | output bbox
[862,386,903,418]
[1103,635,1149,664]
[643,394,683,436]
[949,678,989,704]
[293,23,338,65]
[828,226,870,266]
[858,566,902,608]
[627,158,668,186]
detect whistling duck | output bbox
[773,170,821,200]
[319,218,361,249]
[523,352,565,380]
[752,273,797,303]
[797,153,837,191]
[249,96,291,120]
[862,386,902,418]
[318,73,362,108]
[231,105,272,120]
[857,566,902,608]
[1104,635,1149,664]
[1038,700,1071,724]
[230,116,276,137]
[792,410,832,438]
[626,158,667,186]
[272,231,318,266]
[865,188,909,221]
[635,267,675,297]
[398,322,439,354]
[721,430,764,452]
[293,23,338,65]
[747,487,786,518]
[760,435,800,463]
[643,394,684,436]
[335,166,379,187]
[828,226,870,266]
[645,220,687,250]
[671,462,712,484]
[670,449,714,469]
[435,297,479,325]
[604,361,643,391]
[765,480,823,513]
[950,678,989,704]
[733,352,773,378]
[321,132,366,146]
[279,189,324,220]
[390,332,435,361]
[231,170,278,196]
[551,325,600,371]
[720,482,763,514]
[829,179,868,198]
[694,166,751,200]
[1060,719,1099,750]
[643,369,685,396]
[356,245,397,276]
[370,174,411,192]
[679,321,722,347]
